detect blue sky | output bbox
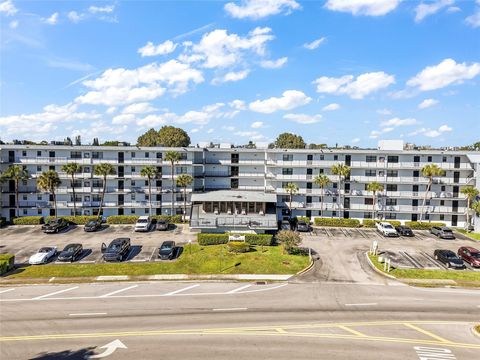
[1,0,479,147]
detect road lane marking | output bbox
[99,285,138,298]
[212,308,247,312]
[344,303,377,306]
[226,284,252,294]
[404,323,452,343]
[414,346,456,360]
[32,286,79,300]
[275,328,287,333]
[0,288,15,294]
[163,284,200,296]
[69,313,107,317]
[337,325,367,337]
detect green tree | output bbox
[274,133,306,149]
[165,151,182,215]
[313,174,330,218]
[283,182,299,215]
[419,164,446,222]
[136,128,160,147]
[367,181,384,220]
[94,163,116,218]
[176,174,193,222]
[460,186,480,230]
[276,230,302,253]
[37,170,61,218]
[61,163,82,217]
[140,165,159,216]
[331,163,350,218]
[4,165,29,217]
[472,201,480,217]
[137,126,191,147]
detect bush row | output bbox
[12,216,44,225]
[405,221,446,230]
[227,241,251,253]
[313,218,361,228]
[295,216,311,223]
[45,216,99,225]
[107,215,184,224]
[0,217,6,227]
[362,219,401,228]
[11,214,186,226]
[197,233,274,246]
[0,254,15,275]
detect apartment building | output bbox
[1,141,479,232]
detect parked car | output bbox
[296,220,310,232]
[84,219,102,232]
[280,220,291,231]
[376,222,398,237]
[430,226,455,239]
[101,238,131,262]
[134,216,151,232]
[57,243,83,262]
[158,241,176,260]
[434,249,465,269]
[156,219,169,231]
[457,246,480,268]
[395,225,414,237]
[29,247,57,265]
[41,218,69,234]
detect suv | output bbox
[102,238,131,262]
[134,216,151,232]
[156,219,169,231]
[158,241,176,260]
[457,247,480,268]
[376,222,398,237]
[430,226,455,239]
[296,220,310,232]
[41,218,69,234]
[434,249,465,269]
[395,225,414,237]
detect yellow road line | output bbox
[337,325,367,337]
[275,328,287,334]
[404,323,452,343]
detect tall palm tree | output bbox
[331,163,350,218]
[4,165,29,217]
[94,163,116,219]
[61,163,81,217]
[176,174,193,222]
[313,174,330,218]
[37,170,61,218]
[283,182,299,216]
[460,186,479,230]
[140,165,159,216]
[367,181,384,220]
[165,151,181,215]
[419,164,446,222]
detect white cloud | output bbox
[447,6,460,13]
[88,5,115,13]
[207,128,215,134]
[418,98,439,109]
[369,127,394,139]
[0,0,17,16]
[303,37,326,50]
[213,69,250,84]
[190,128,200,133]
[283,113,322,124]
[67,11,83,23]
[313,71,395,99]
[224,0,300,20]
[407,58,480,91]
[9,19,18,28]
[112,113,136,125]
[409,124,452,138]
[43,12,59,25]
[229,99,247,110]
[235,130,267,141]
[324,0,401,16]
[251,121,264,128]
[260,57,288,69]
[322,103,340,111]
[377,108,392,115]
[122,102,157,114]
[352,138,360,144]
[249,90,311,113]
[222,125,236,131]
[415,0,454,22]
[138,40,177,57]
[380,117,417,127]
[72,121,127,140]
[466,4,480,28]
[76,84,166,107]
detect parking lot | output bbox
[0,224,197,265]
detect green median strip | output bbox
[5,244,309,279]
[456,229,480,241]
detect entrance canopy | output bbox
[191,190,277,203]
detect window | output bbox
[156,152,162,159]
[131,166,136,172]
[386,184,397,191]
[92,180,103,188]
[84,181,90,187]
[37,150,42,156]
[385,213,396,220]
[176,166,187,174]
[387,170,398,177]
[131,152,136,158]
[320,155,324,160]
[49,165,55,171]
[387,156,399,163]
[37,209,42,215]
[84,152,90,158]
[364,212,372,219]
[428,156,432,162]
[145,152,149,158]
[365,198,373,205]
[131,180,136,186]
[441,185,446,191]
[366,156,377,162]
[92,152,103,159]
[332,211,337,217]
[131,208,136,214]
[37,195,42,200]
[442,156,447,163]
[83,166,90,173]
[365,170,376,177]
[37,166,41,172]
[23,209,28,215]
[22,150,27,157]
[386,199,397,206]
[282,168,293,175]
[282,182,289,188]
[281,195,289,202]
[282,154,293,161]
[440,214,445,221]
[144,180,148,186]
[70,151,82,159]
[334,155,338,161]
[23,195,27,200]
[131,193,136,200]
[440,200,445,206]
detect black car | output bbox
[395,225,414,237]
[156,219,169,231]
[434,249,465,269]
[57,243,83,262]
[101,238,131,262]
[84,219,102,232]
[41,218,70,233]
[296,220,310,232]
[158,241,176,260]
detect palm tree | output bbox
[419,164,446,222]
[61,163,81,217]
[37,170,61,217]
[176,174,193,222]
[313,174,330,218]
[94,163,116,219]
[367,181,384,220]
[331,163,350,218]
[283,182,299,216]
[165,151,181,215]
[140,165,159,216]
[4,165,29,217]
[460,186,479,230]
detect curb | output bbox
[472,325,480,338]
[364,251,397,280]
[295,258,315,276]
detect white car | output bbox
[376,222,398,237]
[29,247,57,265]
[134,216,151,232]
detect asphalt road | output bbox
[1,280,479,359]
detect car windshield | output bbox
[137,219,148,223]
[63,246,76,253]
[384,224,394,229]
[298,221,306,225]
[471,252,480,259]
[161,245,172,250]
[108,244,120,251]
[86,220,97,226]
[49,219,60,224]
[445,252,457,258]
[443,229,453,233]
[39,248,51,253]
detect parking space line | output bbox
[33,286,79,300]
[69,312,107,317]
[99,285,138,298]
[227,284,252,294]
[0,288,15,294]
[337,325,367,337]
[164,284,200,296]
[212,307,247,312]
[149,248,157,262]
[345,303,377,307]
[404,323,452,343]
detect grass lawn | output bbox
[456,229,480,241]
[6,244,310,279]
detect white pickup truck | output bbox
[375,222,398,237]
[134,216,152,232]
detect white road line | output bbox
[99,285,138,298]
[212,307,248,312]
[69,312,107,317]
[226,284,252,294]
[164,284,200,296]
[0,288,15,294]
[33,286,79,300]
[344,302,377,306]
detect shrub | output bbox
[197,233,229,245]
[286,246,309,256]
[12,216,44,225]
[276,230,302,252]
[106,215,139,224]
[362,219,401,228]
[244,234,274,246]
[0,217,6,227]
[151,215,184,224]
[0,254,15,275]
[227,241,251,253]
[295,216,311,224]
[405,221,446,230]
[45,215,99,225]
[313,218,361,228]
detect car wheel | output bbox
[447,263,450,268]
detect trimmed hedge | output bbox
[244,234,274,246]
[0,254,15,275]
[152,215,184,224]
[45,216,99,225]
[197,233,274,246]
[313,218,361,228]
[295,216,311,224]
[107,215,185,225]
[363,219,401,228]
[12,216,44,225]
[405,221,446,230]
[227,241,251,253]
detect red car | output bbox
[457,247,480,268]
